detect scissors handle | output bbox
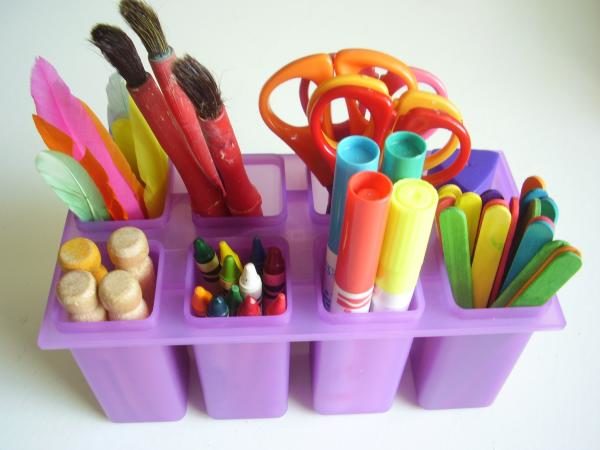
[309,84,395,175]
[259,53,335,188]
[393,90,463,169]
[395,107,471,186]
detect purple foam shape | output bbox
[429,149,500,193]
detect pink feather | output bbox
[30,57,145,220]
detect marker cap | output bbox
[381,131,427,182]
[332,171,392,311]
[327,135,380,253]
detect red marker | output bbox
[264,293,286,316]
[331,171,393,313]
[263,247,286,299]
[237,295,262,316]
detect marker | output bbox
[331,171,392,313]
[237,295,262,316]
[225,285,243,316]
[372,178,438,312]
[323,136,379,311]
[219,255,240,291]
[219,240,243,273]
[263,247,286,299]
[194,238,220,283]
[250,237,266,275]
[471,202,511,308]
[239,263,262,304]
[381,131,427,181]
[191,286,213,317]
[58,237,107,282]
[264,292,287,316]
[207,295,229,317]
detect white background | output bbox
[1,0,599,449]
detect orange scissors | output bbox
[259,49,468,189]
[307,75,471,186]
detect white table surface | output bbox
[1,0,599,448]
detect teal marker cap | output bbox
[382,131,427,182]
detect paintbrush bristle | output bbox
[90,24,147,88]
[119,0,169,58]
[172,55,223,120]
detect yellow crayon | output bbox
[219,240,243,272]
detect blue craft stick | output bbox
[501,217,554,292]
[520,188,548,209]
[540,197,559,224]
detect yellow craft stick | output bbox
[127,96,169,218]
[438,184,462,201]
[456,192,483,257]
[471,203,511,308]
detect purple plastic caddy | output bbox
[37,151,567,422]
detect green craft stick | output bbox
[491,240,568,307]
[439,207,473,308]
[509,250,581,307]
[540,197,559,224]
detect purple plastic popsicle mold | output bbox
[38,151,566,422]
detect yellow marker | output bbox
[219,240,243,273]
[438,184,462,201]
[471,204,511,308]
[456,192,483,257]
[372,179,438,311]
[58,237,107,282]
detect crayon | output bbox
[264,292,286,316]
[56,270,107,322]
[58,237,107,282]
[108,226,155,303]
[323,136,379,310]
[191,286,213,317]
[251,237,266,276]
[98,269,149,321]
[207,295,229,317]
[237,295,262,316]
[194,238,220,283]
[372,178,437,312]
[219,240,243,273]
[332,171,393,313]
[263,247,286,299]
[219,255,240,291]
[239,263,262,304]
[225,285,243,316]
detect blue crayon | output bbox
[250,236,266,275]
[207,295,229,317]
[323,136,380,310]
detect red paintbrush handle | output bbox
[200,108,263,216]
[129,76,228,216]
[150,54,225,195]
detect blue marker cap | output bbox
[327,136,380,253]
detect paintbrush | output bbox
[90,24,228,217]
[173,55,263,216]
[119,0,224,196]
